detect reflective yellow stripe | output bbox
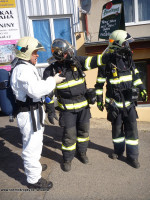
[125,139,139,145]
[106,97,131,108]
[109,79,120,84]
[120,75,132,82]
[133,79,143,86]
[134,69,139,74]
[48,100,54,104]
[85,56,93,70]
[109,75,132,84]
[97,77,106,83]
[113,137,125,143]
[58,100,88,110]
[56,78,85,89]
[97,54,103,66]
[96,89,103,95]
[77,137,89,142]
[61,143,76,151]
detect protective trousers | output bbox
[17,107,45,184]
[112,106,139,160]
[60,107,91,162]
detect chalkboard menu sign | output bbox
[98,0,125,40]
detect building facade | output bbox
[78,0,150,121]
[0,0,149,120]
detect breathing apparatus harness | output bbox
[55,55,96,107]
[66,55,96,105]
[105,47,139,120]
[65,55,86,79]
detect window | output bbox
[29,15,74,64]
[123,0,150,25]
[32,19,52,64]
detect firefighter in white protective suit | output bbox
[10,37,65,190]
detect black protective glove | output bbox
[102,53,117,64]
[48,112,58,125]
[45,103,58,125]
[106,99,119,122]
[97,101,104,111]
[140,89,148,102]
[85,88,96,105]
[102,51,126,64]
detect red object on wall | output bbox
[106,2,113,9]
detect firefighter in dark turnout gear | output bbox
[43,39,99,172]
[95,30,148,169]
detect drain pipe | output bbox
[85,13,90,42]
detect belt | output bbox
[19,104,39,112]
[17,101,44,132]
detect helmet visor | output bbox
[122,38,134,48]
[125,33,134,43]
[126,38,134,43]
[35,42,46,51]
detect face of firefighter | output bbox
[64,53,68,59]
[122,41,130,48]
[57,53,67,63]
[30,50,39,65]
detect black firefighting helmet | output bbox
[109,30,134,50]
[51,38,74,61]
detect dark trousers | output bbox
[112,106,139,159]
[59,107,91,161]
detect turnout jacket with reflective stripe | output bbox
[43,56,101,112]
[95,53,145,108]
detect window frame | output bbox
[28,14,75,66]
[125,0,150,26]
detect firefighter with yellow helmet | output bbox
[95,30,148,168]
[10,37,65,189]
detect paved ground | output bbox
[0,111,150,200]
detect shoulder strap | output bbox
[11,58,27,71]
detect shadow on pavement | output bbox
[0,140,27,186]
[0,125,26,185]
[43,125,121,163]
[0,126,22,148]
[0,124,64,185]
[89,141,114,156]
[0,123,126,185]
[42,125,63,164]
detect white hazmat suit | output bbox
[11,61,56,184]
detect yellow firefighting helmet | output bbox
[15,37,45,60]
[51,38,74,61]
[109,30,134,49]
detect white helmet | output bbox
[109,30,134,49]
[15,37,45,60]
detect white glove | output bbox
[54,73,65,84]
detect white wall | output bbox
[16,0,80,38]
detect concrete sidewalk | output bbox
[0,112,150,200]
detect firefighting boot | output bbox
[76,152,89,164]
[126,157,140,169]
[109,153,123,160]
[62,160,72,172]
